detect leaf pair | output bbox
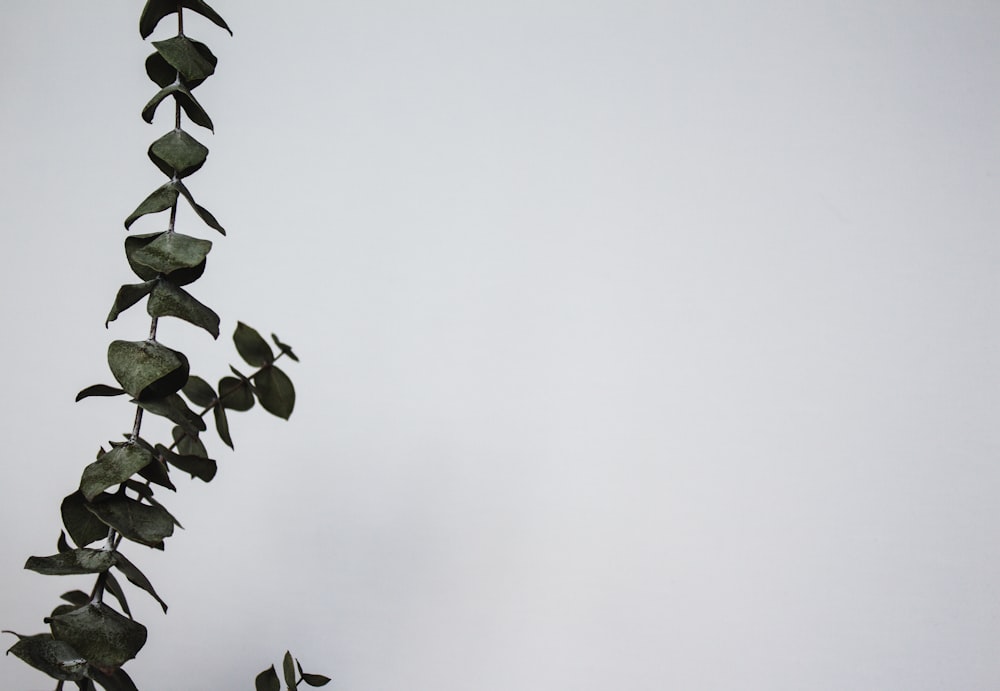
[124,180,224,234]
[255,651,331,690]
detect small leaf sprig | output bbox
[256,651,332,691]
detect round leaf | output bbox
[107,340,189,400]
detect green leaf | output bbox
[75,384,126,402]
[152,36,216,82]
[85,494,175,549]
[234,322,274,366]
[25,549,116,576]
[148,279,220,338]
[175,180,226,234]
[125,232,207,285]
[4,633,87,682]
[106,281,156,325]
[156,444,217,483]
[103,571,133,620]
[255,665,280,691]
[272,334,300,362]
[254,365,296,420]
[113,553,168,614]
[124,183,178,230]
[60,591,91,606]
[61,491,109,548]
[47,603,147,669]
[148,128,209,178]
[302,673,332,687]
[140,0,233,39]
[107,340,189,400]
[141,83,214,131]
[213,403,233,448]
[80,445,154,502]
[136,393,207,438]
[130,230,213,275]
[182,375,217,407]
[89,665,141,691]
[57,531,72,553]
[218,375,255,411]
[172,425,209,458]
[282,651,296,689]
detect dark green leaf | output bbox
[234,322,274,366]
[4,633,87,681]
[152,36,216,82]
[57,531,72,553]
[85,494,175,549]
[136,393,206,438]
[148,128,209,178]
[136,450,176,491]
[75,384,126,402]
[103,571,132,620]
[272,334,300,362]
[145,51,176,88]
[130,230,212,275]
[156,444,217,483]
[175,180,226,234]
[113,553,168,614]
[106,281,156,326]
[140,0,233,39]
[89,665,140,691]
[124,183,178,230]
[172,426,209,458]
[182,376,217,409]
[302,673,332,687]
[107,340,189,400]
[255,665,280,691]
[25,549,116,576]
[141,83,214,131]
[213,403,233,448]
[254,365,295,420]
[218,375,255,411]
[60,591,90,606]
[282,651,296,689]
[125,232,207,285]
[80,445,154,501]
[47,603,147,669]
[61,492,109,548]
[148,279,220,338]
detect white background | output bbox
[2,2,998,689]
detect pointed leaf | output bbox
[234,322,274,366]
[148,279,220,338]
[57,531,72,553]
[85,494,175,549]
[172,426,209,458]
[156,444,217,482]
[107,340,189,400]
[253,365,295,420]
[80,445,154,501]
[182,375,217,407]
[272,334,300,362]
[152,36,216,82]
[213,403,233,448]
[255,665,280,691]
[124,183,178,230]
[106,281,156,325]
[75,385,126,402]
[301,673,332,687]
[5,633,87,681]
[103,571,133,620]
[25,549,116,576]
[47,603,147,669]
[60,591,90,607]
[88,665,140,691]
[136,451,176,491]
[113,553,168,614]
[140,0,233,39]
[141,83,214,131]
[148,128,209,178]
[61,492,109,548]
[282,651,296,688]
[136,393,207,438]
[218,375,255,411]
[175,180,225,234]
